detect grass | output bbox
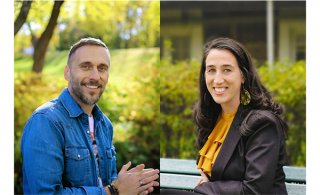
[14,47,160,86]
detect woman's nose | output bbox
[214,72,224,84]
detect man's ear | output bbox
[64,65,70,81]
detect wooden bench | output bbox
[160,158,306,195]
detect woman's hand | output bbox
[197,170,209,185]
[196,179,203,186]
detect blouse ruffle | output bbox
[197,108,237,176]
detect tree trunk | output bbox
[32,0,64,73]
[14,0,33,36]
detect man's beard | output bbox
[70,74,104,105]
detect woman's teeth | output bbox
[215,87,226,92]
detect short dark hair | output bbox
[193,37,288,149]
[67,37,110,66]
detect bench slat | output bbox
[160,173,306,195]
[286,183,307,195]
[160,173,201,190]
[160,158,200,175]
[283,166,306,183]
[160,158,306,183]
[160,158,199,175]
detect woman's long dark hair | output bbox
[193,38,288,149]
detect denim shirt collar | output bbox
[59,88,103,121]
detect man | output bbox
[21,37,159,195]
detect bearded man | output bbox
[21,37,159,195]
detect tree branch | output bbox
[14,0,33,36]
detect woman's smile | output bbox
[214,87,227,94]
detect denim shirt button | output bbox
[87,131,90,134]
[78,155,80,158]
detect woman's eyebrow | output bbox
[206,64,215,67]
[206,64,234,68]
[222,64,234,68]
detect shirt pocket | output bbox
[65,145,90,183]
[106,146,116,179]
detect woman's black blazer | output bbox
[194,105,288,195]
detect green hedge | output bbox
[160,57,199,159]
[258,59,306,166]
[160,57,306,166]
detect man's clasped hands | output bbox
[105,162,159,195]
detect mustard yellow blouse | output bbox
[197,108,238,176]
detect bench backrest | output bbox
[160,158,306,195]
[160,158,306,183]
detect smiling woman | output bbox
[161,38,289,195]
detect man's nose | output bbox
[89,68,100,80]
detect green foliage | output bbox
[160,58,306,167]
[160,56,200,159]
[258,59,306,166]
[14,48,160,193]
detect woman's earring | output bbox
[204,92,211,106]
[240,84,251,105]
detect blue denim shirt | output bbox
[21,88,117,194]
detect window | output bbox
[171,36,190,61]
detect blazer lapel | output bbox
[210,105,244,181]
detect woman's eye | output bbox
[99,67,106,71]
[82,65,88,69]
[224,69,231,72]
[208,69,215,73]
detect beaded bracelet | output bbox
[107,185,115,195]
[110,182,119,195]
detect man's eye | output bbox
[99,67,107,71]
[224,69,231,72]
[82,65,88,69]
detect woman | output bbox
[161,38,288,194]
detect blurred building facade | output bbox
[160,1,306,65]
